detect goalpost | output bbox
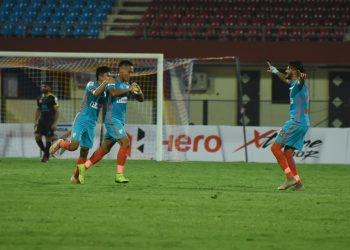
[0,51,207,161]
[0,52,166,160]
[0,52,247,162]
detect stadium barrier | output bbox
[1,123,349,164]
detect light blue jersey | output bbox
[289,79,310,126]
[104,80,130,141]
[70,81,105,148]
[78,81,105,122]
[276,79,310,150]
[105,80,130,124]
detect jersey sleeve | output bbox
[86,81,96,93]
[105,83,115,93]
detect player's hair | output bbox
[95,66,111,80]
[289,61,305,73]
[118,60,133,68]
[41,82,52,88]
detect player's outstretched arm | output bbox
[108,86,133,96]
[131,82,144,102]
[92,80,111,96]
[267,61,289,84]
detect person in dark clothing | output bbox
[34,83,59,162]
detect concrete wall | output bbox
[189,64,333,127]
[1,37,350,64]
[190,65,238,125]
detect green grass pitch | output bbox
[0,158,350,250]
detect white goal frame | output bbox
[0,51,164,161]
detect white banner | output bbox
[161,125,349,164]
[0,124,349,164]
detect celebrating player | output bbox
[49,66,112,180]
[34,83,59,163]
[267,61,309,191]
[75,60,144,184]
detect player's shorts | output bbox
[35,120,54,137]
[276,120,309,150]
[70,114,96,149]
[104,118,127,142]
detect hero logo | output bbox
[163,134,222,152]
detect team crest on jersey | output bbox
[116,96,128,103]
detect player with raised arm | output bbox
[34,83,59,162]
[267,61,309,191]
[75,60,144,184]
[49,66,112,183]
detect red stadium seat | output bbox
[182,16,192,27]
[224,17,235,27]
[210,17,221,27]
[251,18,263,27]
[246,28,259,41]
[291,29,302,41]
[149,27,161,39]
[139,0,347,41]
[163,26,175,39]
[332,29,344,41]
[277,28,288,41]
[319,28,331,41]
[219,28,229,40]
[232,28,245,41]
[174,26,186,39]
[187,27,198,39]
[304,28,318,41]
[195,16,207,27]
[134,26,145,39]
[206,27,218,40]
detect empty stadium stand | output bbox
[103,0,152,37]
[0,0,349,41]
[135,0,350,41]
[0,0,114,38]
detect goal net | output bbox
[0,52,195,161]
